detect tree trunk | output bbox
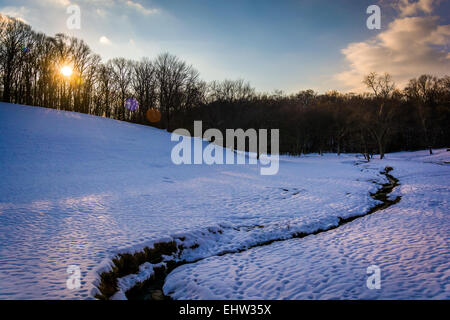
[337,138,341,156]
[3,74,11,103]
[378,139,384,159]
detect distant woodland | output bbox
[1,15,449,159]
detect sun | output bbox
[60,66,73,77]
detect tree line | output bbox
[1,14,449,159]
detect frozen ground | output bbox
[0,103,448,299]
[164,151,450,299]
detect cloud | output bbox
[0,6,29,22]
[397,0,434,17]
[0,0,71,25]
[335,13,450,92]
[125,1,159,15]
[51,0,71,6]
[30,0,71,7]
[95,8,106,18]
[99,36,112,45]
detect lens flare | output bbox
[60,66,73,77]
[146,108,161,123]
[125,98,139,111]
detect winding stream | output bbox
[96,166,401,300]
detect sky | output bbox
[0,0,449,93]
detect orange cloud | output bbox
[335,15,450,92]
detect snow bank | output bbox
[0,103,395,299]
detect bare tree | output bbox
[1,15,449,157]
[110,58,133,120]
[363,72,397,159]
[96,63,114,118]
[0,15,33,103]
[154,53,192,130]
[404,75,441,155]
[208,79,255,103]
[69,37,97,113]
[132,58,157,122]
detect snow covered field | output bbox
[0,103,448,299]
[165,151,450,299]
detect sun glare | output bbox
[60,66,73,77]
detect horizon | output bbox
[0,0,449,94]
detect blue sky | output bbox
[1,0,449,93]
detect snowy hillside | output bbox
[0,103,448,299]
